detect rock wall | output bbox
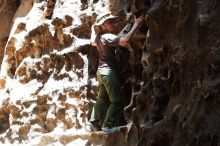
[0,0,219,146]
[0,0,20,67]
[0,0,128,145]
[130,0,220,146]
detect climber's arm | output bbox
[119,16,144,46]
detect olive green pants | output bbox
[89,69,123,128]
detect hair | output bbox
[90,11,116,46]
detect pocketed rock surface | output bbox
[0,0,219,146]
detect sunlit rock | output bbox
[0,0,219,146]
[0,106,10,134]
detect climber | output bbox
[88,12,144,133]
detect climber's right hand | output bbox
[134,15,144,25]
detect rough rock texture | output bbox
[0,0,128,145]
[130,0,220,146]
[0,0,220,146]
[0,37,8,67]
[0,0,20,67]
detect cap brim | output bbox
[94,15,118,26]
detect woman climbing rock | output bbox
[88,12,144,133]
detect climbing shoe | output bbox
[86,123,101,132]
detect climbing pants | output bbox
[89,69,123,128]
